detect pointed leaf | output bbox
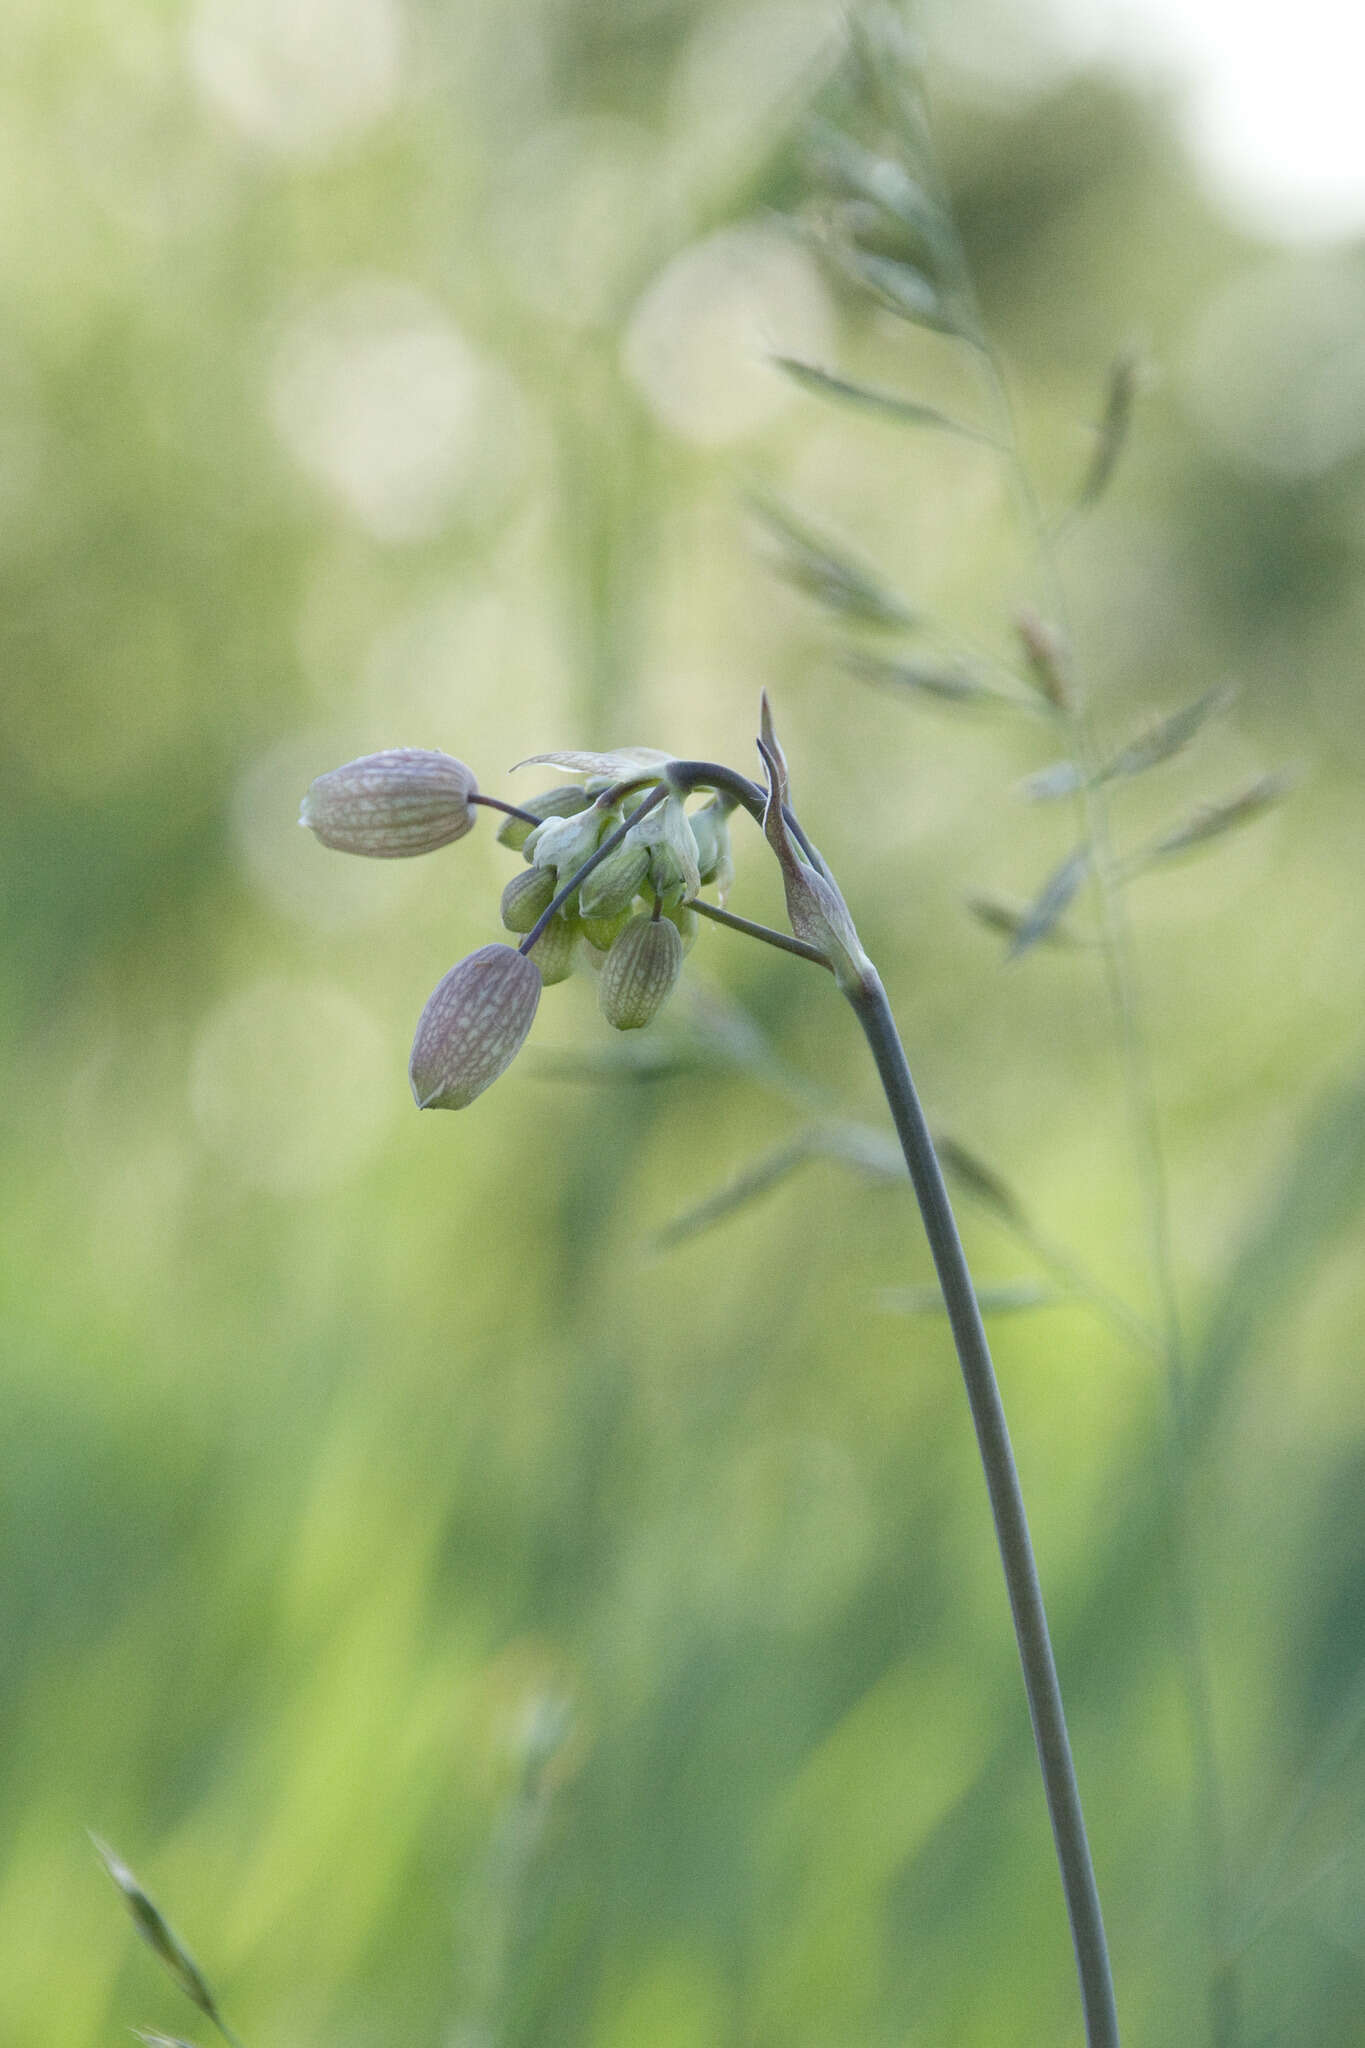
[837,246,965,336]
[512,748,671,779]
[655,1137,818,1248]
[774,358,988,440]
[1101,685,1238,784]
[1076,347,1142,510]
[848,651,1023,711]
[92,1839,221,2022]
[1008,845,1091,958]
[805,122,952,265]
[1136,771,1295,867]
[932,1136,1029,1227]
[966,890,1082,949]
[1018,759,1086,802]
[750,497,915,629]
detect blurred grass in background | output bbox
[5,1,1365,2043]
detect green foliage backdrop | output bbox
[5,3,1365,2044]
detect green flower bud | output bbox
[496,784,588,852]
[527,806,605,887]
[409,944,541,1110]
[301,749,477,857]
[580,905,634,953]
[632,793,701,909]
[500,863,558,935]
[525,911,579,986]
[689,798,735,902]
[577,837,650,920]
[665,902,699,954]
[599,913,684,1031]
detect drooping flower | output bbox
[301,749,478,857]
[409,945,542,1110]
[599,912,684,1030]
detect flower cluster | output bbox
[300,744,742,1110]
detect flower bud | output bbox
[500,863,557,935]
[527,806,605,886]
[301,749,477,857]
[577,837,650,920]
[524,911,580,986]
[689,799,733,892]
[496,784,589,852]
[632,793,701,909]
[599,913,684,1031]
[580,905,634,953]
[665,902,699,953]
[409,945,541,1110]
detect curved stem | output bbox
[847,964,1120,2048]
[469,792,543,827]
[519,784,669,954]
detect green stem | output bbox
[685,895,830,967]
[847,963,1120,2048]
[972,328,1238,2048]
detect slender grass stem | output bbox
[848,963,1120,2048]
[970,332,1239,2046]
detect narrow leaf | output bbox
[847,650,1016,710]
[880,1280,1061,1315]
[837,246,965,336]
[933,1136,1029,1226]
[1007,845,1091,958]
[1101,685,1238,784]
[966,891,1082,949]
[1018,759,1085,802]
[654,1137,817,1248]
[92,1838,221,2023]
[750,497,915,629]
[511,748,670,780]
[1135,770,1294,867]
[774,357,989,440]
[1076,347,1142,509]
[804,122,955,270]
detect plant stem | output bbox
[685,895,830,966]
[970,329,1239,2047]
[847,962,1120,2048]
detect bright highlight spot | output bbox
[188,0,404,158]
[622,225,833,447]
[267,279,528,542]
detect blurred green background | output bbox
[6,2,1365,2044]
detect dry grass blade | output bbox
[749,497,915,629]
[774,358,991,441]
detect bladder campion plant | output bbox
[296,696,1122,2048]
